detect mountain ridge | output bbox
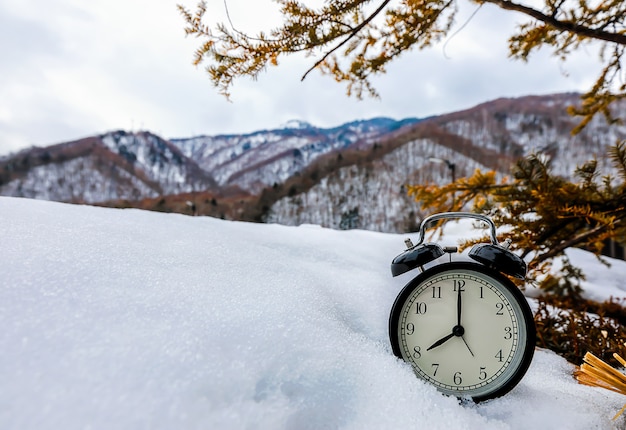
[2,92,625,232]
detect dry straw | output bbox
[574,351,626,421]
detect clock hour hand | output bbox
[428,282,469,353]
[427,331,455,351]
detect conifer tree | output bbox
[178,0,626,365]
[179,0,626,128]
[409,141,626,366]
[178,0,626,286]
[407,141,626,294]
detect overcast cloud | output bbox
[0,0,602,156]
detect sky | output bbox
[2,196,625,429]
[0,0,603,156]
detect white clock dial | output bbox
[389,262,535,401]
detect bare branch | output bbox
[301,0,393,81]
[532,222,612,265]
[479,0,626,45]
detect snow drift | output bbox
[1,197,625,429]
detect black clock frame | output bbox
[389,261,536,402]
[389,261,536,403]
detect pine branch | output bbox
[301,0,392,81]
[532,221,617,265]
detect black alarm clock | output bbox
[388,212,535,402]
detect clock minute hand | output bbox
[457,283,462,326]
[456,285,475,356]
[427,331,455,351]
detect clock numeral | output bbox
[405,323,415,335]
[453,371,462,385]
[504,326,512,339]
[495,302,504,315]
[431,286,441,299]
[479,286,484,299]
[413,346,422,359]
[495,349,504,362]
[453,280,465,292]
[415,302,427,314]
[479,367,487,380]
[431,363,439,377]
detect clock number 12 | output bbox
[453,280,465,292]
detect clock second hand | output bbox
[461,335,474,357]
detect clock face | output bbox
[389,262,535,401]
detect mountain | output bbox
[0,117,417,206]
[265,93,626,232]
[0,131,216,204]
[168,117,419,194]
[1,93,625,232]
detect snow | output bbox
[1,196,625,430]
[281,120,314,130]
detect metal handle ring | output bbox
[413,212,498,247]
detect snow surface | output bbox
[2,196,625,430]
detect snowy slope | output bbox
[0,131,216,204]
[2,197,625,430]
[169,117,417,193]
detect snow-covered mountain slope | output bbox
[1,93,625,233]
[433,93,626,178]
[265,94,626,232]
[100,130,215,195]
[0,118,416,203]
[169,117,418,193]
[266,138,491,232]
[2,197,625,430]
[0,131,216,203]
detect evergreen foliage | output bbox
[179,0,626,128]
[177,0,626,364]
[407,141,626,288]
[407,143,626,364]
[535,296,626,367]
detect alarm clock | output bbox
[388,212,535,402]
